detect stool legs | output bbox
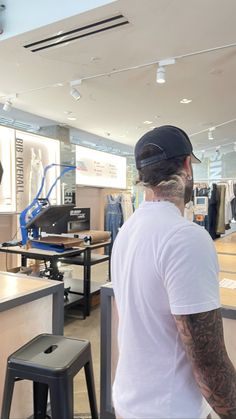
[50,377,73,419]
[1,369,15,419]
[33,382,48,419]
[1,337,98,419]
[84,360,98,419]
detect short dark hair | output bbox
[136,145,187,187]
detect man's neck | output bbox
[151,196,185,215]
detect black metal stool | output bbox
[1,334,98,419]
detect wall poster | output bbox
[76,145,127,189]
[15,131,60,212]
[0,126,16,212]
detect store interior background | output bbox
[0,1,236,418]
[1,0,236,243]
[1,0,236,163]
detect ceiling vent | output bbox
[24,14,129,53]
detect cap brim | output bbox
[191,153,201,164]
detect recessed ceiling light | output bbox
[143,120,153,125]
[67,117,77,121]
[180,98,192,104]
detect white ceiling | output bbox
[1,0,236,153]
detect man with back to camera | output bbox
[111,125,236,419]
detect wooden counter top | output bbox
[0,271,60,304]
[0,271,64,418]
[101,278,236,312]
[215,232,236,254]
[214,233,236,274]
[219,271,236,310]
[215,241,236,255]
[216,232,236,244]
[0,271,64,323]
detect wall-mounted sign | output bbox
[0,126,16,212]
[76,146,127,189]
[15,131,60,212]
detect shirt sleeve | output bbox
[159,224,220,315]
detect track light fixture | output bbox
[208,127,215,141]
[156,66,165,84]
[69,79,82,101]
[70,87,81,101]
[3,99,12,112]
[156,58,176,84]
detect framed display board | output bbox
[76,145,127,189]
[0,126,16,212]
[15,131,60,212]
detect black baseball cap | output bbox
[135,125,201,169]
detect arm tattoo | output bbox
[174,309,236,419]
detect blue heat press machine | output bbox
[20,163,76,253]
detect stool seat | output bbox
[9,334,90,376]
[1,334,98,419]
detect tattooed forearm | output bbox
[174,309,236,419]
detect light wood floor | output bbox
[64,261,108,417]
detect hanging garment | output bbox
[225,180,234,224]
[197,187,210,197]
[29,148,44,203]
[216,184,226,235]
[231,183,236,220]
[121,193,134,222]
[208,183,220,240]
[105,194,123,247]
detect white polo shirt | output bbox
[111,201,220,419]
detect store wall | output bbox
[0,126,61,271]
[76,187,104,230]
[76,186,134,231]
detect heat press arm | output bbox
[20,164,76,245]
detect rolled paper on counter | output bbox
[77,230,111,244]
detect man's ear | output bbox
[183,156,192,176]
